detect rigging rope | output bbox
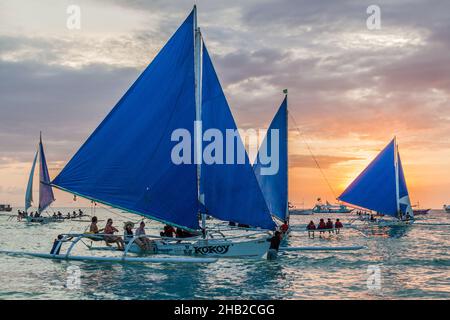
[288,112,337,200]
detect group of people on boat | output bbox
[306,218,343,238]
[17,209,85,221]
[159,225,198,238]
[52,209,85,220]
[83,217,201,253]
[85,217,155,252]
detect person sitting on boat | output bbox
[370,214,376,222]
[266,231,282,260]
[104,218,124,250]
[72,211,77,218]
[78,209,84,217]
[334,219,343,234]
[66,212,71,219]
[306,221,316,238]
[124,222,134,242]
[135,221,154,252]
[160,224,176,237]
[89,216,99,233]
[317,218,326,236]
[17,210,23,221]
[280,220,289,234]
[326,218,333,233]
[84,216,103,241]
[57,211,62,219]
[52,212,57,218]
[404,212,412,221]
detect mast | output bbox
[284,89,289,222]
[394,136,400,218]
[193,6,206,235]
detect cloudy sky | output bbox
[0,0,449,208]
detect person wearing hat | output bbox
[124,221,148,252]
[124,221,135,242]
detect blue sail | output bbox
[25,150,38,212]
[338,139,398,216]
[39,134,55,212]
[52,11,199,229]
[253,97,288,221]
[201,44,276,230]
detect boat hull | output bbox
[25,216,63,224]
[127,237,271,258]
[0,250,217,264]
[413,209,430,215]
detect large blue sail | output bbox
[39,134,55,212]
[25,150,38,212]
[253,97,288,221]
[398,154,413,216]
[338,139,398,216]
[201,44,276,230]
[52,12,199,229]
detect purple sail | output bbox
[38,133,55,213]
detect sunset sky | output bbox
[0,0,449,209]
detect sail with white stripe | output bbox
[338,137,413,218]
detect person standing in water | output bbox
[306,221,316,238]
[334,219,343,234]
[266,231,282,260]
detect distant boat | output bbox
[413,208,430,215]
[412,202,430,215]
[444,205,450,213]
[338,137,414,225]
[24,133,56,223]
[289,209,314,215]
[311,199,352,214]
[0,204,12,212]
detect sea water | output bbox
[0,208,449,300]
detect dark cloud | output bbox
[0,58,140,164]
[0,0,449,166]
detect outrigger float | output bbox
[0,232,217,263]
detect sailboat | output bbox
[253,94,288,224]
[338,137,414,226]
[24,133,57,223]
[45,6,276,259]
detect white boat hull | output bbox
[127,237,271,258]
